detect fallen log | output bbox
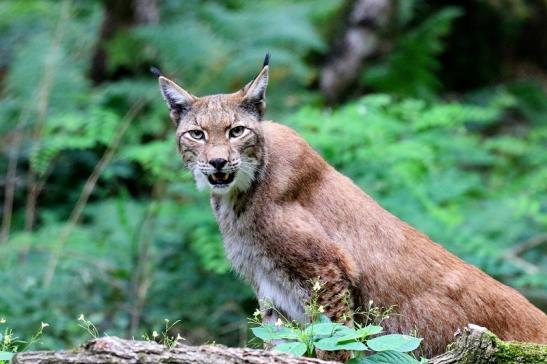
[12,338,337,364]
[429,324,547,364]
[13,324,546,363]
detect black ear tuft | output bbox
[263,52,271,67]
[150,66,163,77]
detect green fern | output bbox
[363,7,463,98]
[29,109,120,174]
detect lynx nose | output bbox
[209,158,227,171]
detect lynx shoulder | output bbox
[156,56,547,357]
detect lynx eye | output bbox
[229,126,246,139]
[187,129,205,140]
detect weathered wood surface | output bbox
[13,324,547,363]
[12,337,337,364]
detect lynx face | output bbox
[157,57,269,195]
[174,96,266,194]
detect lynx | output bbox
[155,55,547,358]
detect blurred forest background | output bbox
[0,0,546,351]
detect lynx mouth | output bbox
[208,172,235,186]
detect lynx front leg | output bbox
[312,264,355,325]
[311,264,354,362]
[264,208,360,360]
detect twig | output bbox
[502,234,547,275]
[128,182,164,337]
[0,109,31,243]
[507,233,547,257]
[24,0,72,233]
[504,255,540,275]
[42,100,146,287]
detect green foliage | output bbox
[30,109,120,174]
[109,0,341,118]
[0,319,48,363]
[364,6,462,98]
[77,314,99,339]
[366,335,422,352]
[0,0,545,355]
[249,280,423,362]
[141,318,184,349]
[348,351,426,364]
[251,315,414,358]
[1,0,333,348]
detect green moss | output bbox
[446,329,547,364]
[494,338,547,364]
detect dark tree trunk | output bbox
[89,0,159,84]
[319,0,392,104]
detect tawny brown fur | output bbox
[157,60,547,359]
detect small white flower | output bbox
[385,315,390,319]
[152,331,159,338]
[313,281,322,291]
[176,333,185,341]
[78,314,85,321]
[41,322,49,329]
[0,317,6,324]
[369,300,373,306]
[253,309,261,318]
[318,305,325,313]
[275,318,283,327]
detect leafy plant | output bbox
[0,318,49,363]
[141,318,185,349]
[77,314,99,339]
[249,280,424,363]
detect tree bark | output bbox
[319,0,392,104]
[89,0,159,84]
[13,337,337,364]
[429,324,547,364]
[13,325,546,363]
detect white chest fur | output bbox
[215,199,306,321]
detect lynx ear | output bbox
[242,53,270,118]
[158,76,196,125]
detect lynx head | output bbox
[156,54,270,195]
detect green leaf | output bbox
[338,325,384,342]
[348,350,420,364]
[251,325,299,341]
[358,325,384,338]
[333,325,356,337]
[304,322,340,336]
[335,331,362,342]
[366,335,422,353]
[0,352,14,360]
[314,337,367,351]
[273,342,307,357]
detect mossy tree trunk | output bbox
[429,324,546,364]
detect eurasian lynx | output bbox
[155,55,547,358]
